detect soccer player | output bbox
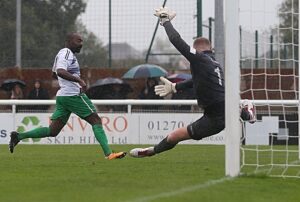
[130,7,255,158]
[9,33,126,160]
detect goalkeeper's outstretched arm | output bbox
[176,79,193,91]
[154,7,197,62]
[163,22,197,62]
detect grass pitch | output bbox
[0,144,299,202]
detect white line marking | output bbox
[127,176,233,202]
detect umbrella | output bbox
[87,77,132,99]
[89,77,126,88]
[0,79,26,91]
[167,73,192,83]
[122,64,168,79]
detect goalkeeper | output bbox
[130,7,255,158]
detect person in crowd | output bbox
[138,78,161,100]
[27,80,50,111]
[11,84,24,99]
[138,78,162,111]
[171,79,195,111]
[10,84,24,112]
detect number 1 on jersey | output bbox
[214,67,222,86]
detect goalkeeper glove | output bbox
[154,77,177,97]
[240,99,256,124]
[154,7,176,25]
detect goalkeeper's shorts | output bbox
[187,101,225,140]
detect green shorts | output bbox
[51,93,96,124]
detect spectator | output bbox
[10,84,24,112]
[138,78,161,99]
[11,84,24,99]
[171,86,195,111]
[138,78,162,111]
[27,80,50,111]
[100,85,128,112]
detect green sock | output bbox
[18,127,51,140]
[92,124,112,156]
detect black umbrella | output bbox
[87,77,132,99]
[1,79,26,91]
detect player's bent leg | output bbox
[154,127,190,154]
[129,147,155,158]
[129,127,190,158]
[9,127,51,153]
[9,131,20,153]
[17,127,51,140]
[49,118,65,137]
[84,113,126,159]
[9,119,65,154]
[106,151,127,160]
[166,127,190,143]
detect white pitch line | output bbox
[126,176,234,202]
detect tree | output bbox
[150,37,183,69]
[0,0,107,68]
[76,21,108,68]
[278,0,298,62]
[0,0,17,67]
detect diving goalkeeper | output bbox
[130,7,255,158]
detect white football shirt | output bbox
[52,48,81,96]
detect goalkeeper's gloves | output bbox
[154,77,177,97]
[240,99,256,124]
[154,7,176,25]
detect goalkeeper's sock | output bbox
[154,137,177,154]
[18,127,51,140]
[92,124,112,156]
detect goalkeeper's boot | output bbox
[129,147,155,158]
[241,99,256,124]
[106,151,127,160]
[9,131,20,153]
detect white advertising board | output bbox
[0,113,225,145]
[138,113,225,145]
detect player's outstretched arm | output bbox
[154,7,197,62]
[175,79,193,91]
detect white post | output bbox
[225,0,240,176]
[298,0,300,159]
[16,0,21,67]
[12,105,16,131]
[215,0,225,68]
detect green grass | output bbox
[0,145,300,202]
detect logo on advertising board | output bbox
[12,113,135,144]
[17,116,42,142]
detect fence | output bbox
[0,99,297,145]
[0,0,201,69]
